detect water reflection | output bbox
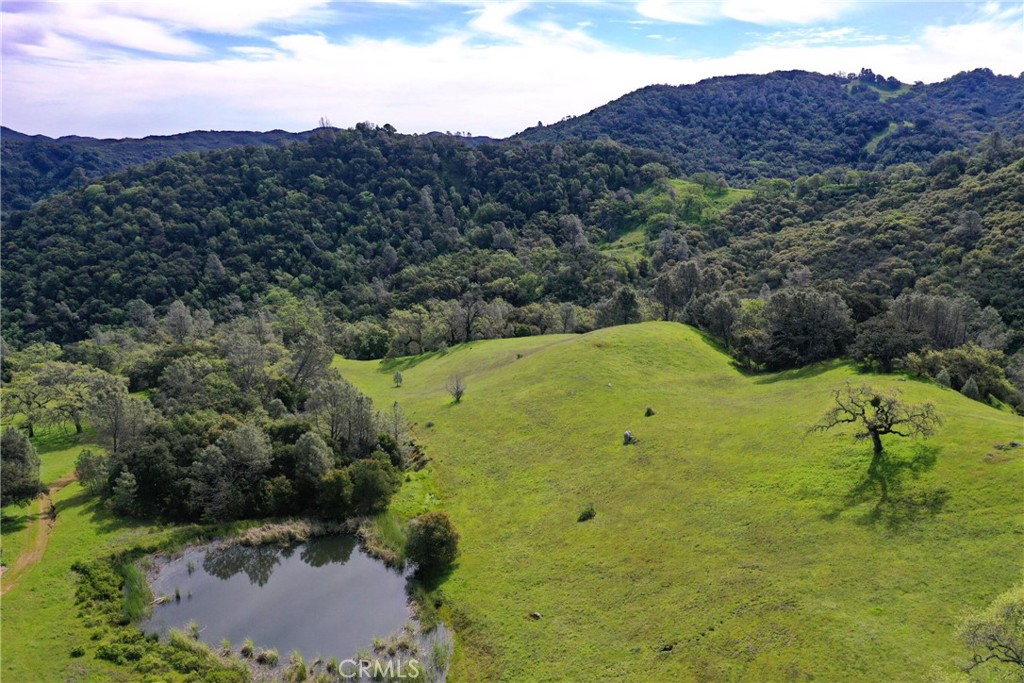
[300,535,355,567]
[200,536,357,585]
[144,536,411,662]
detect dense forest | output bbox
[0,127,312,214]
[2,296,413,523]
[516,69,1024,181]
[1,126,672,344]
[5,68,1022,215]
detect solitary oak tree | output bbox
[958,584,1024,675]
[812,383,940,501]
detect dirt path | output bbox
[1,472,77,597]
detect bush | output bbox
[349,459,399,514]
[961,376,981,401]
[316,469,353,520]
[1,426,42,506]
[70,646,86,658]
[578,503,596,522]
[405,511,460,574]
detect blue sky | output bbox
[2,1,1022,138]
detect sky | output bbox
[2,1,1022,139]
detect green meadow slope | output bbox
[336,322,1024,682]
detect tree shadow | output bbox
[0,511,30,534]
[751,361,845,384]
[300,535,356,567]
[407,562,457,593]
[823,444,950,532]
[378,350,446,374]
[60,489,159,536]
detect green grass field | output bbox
[1,426,90,568]
[336,322,1024,682]
[866,121,914,155]
[0,425,178,682]
[845,79,914,101]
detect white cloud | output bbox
[2,5,202,57]
[2,2,1021,139]
[636,0,859,25]
[92,1,332,35]
[635,0,720,25]
[0,1,334,60]
[758,26,892,48]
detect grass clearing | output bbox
[845,79,914,101]
[1,478,177,682]
[866,121,914,154]
[601,227,646,260]
[1,425,94,567]
[337,322,1024,682]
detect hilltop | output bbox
[0,126,313,213]
[4,69,1022,213]
[337,322,1024,681]
[515,69,1024,181]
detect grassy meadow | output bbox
[337,322,1024,682]
[0,427,179,682]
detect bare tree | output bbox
[164,300,194,344]
[307,375,377,455]
[287,333,333,391]
[87,388,157,454]
[446,374,466,403]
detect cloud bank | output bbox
[2,1,1021,138]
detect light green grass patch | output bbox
[600,227,646,261]
[1,426,96,565]
[845,79,914,101]
[866,121,914,155]
[1,480,175,682]
[338,322,1024,682]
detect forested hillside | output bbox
[0,127,312,213]
[700,149,1024,329]
[1,126,671,344]
[5,69,1022,213]
[515,69,1024,181]
[3,71,1022,411]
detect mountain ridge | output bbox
[514,68,1024,180]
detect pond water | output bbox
[143,536,413,660]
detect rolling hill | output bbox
[337,322,1024,681]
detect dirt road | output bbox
[1,472,77,597]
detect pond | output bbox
[143,535,413,661]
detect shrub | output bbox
[316,469,354,520]
[1,426,42,506]
[578,503,596,522]
[445,374,466,403]
[405,511,460,574]
[961,376,981,401]
[70,646,86,658]
[349,459,399,514]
